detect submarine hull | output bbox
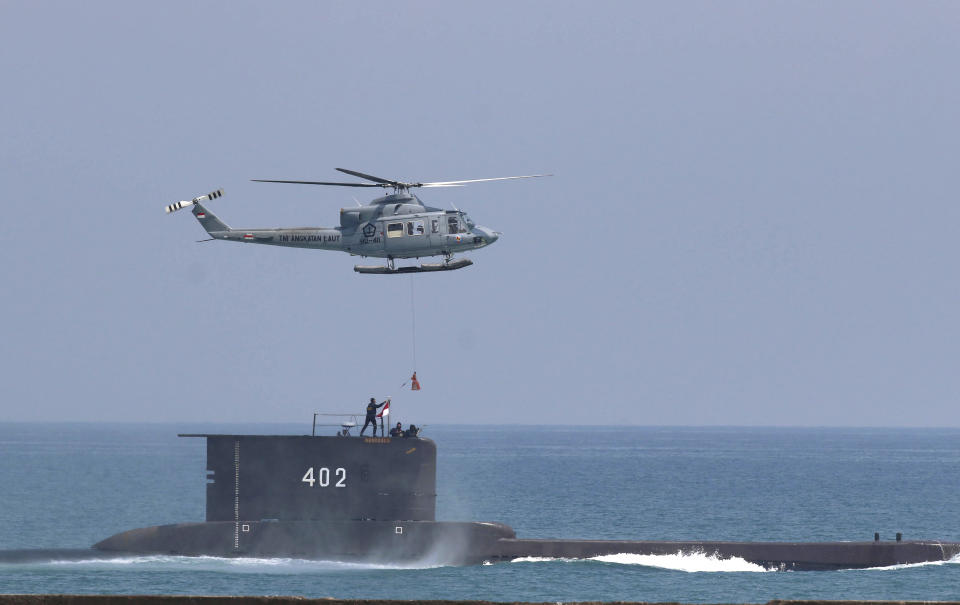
[94,522,960,570]
[90,433,960,570]
[94,520,515,565]
[493,538,960,570]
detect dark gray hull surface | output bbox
[494,538,960,570]
[93,521,960,570]
[0,549,127,564]
[95,520,516,566]
[89,433,960,571]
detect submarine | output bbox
[91,430,960,570]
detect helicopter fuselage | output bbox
[169,166,547,272]
[195,193,499,261]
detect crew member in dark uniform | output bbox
[389,422,403,437]
[360,397,386,436]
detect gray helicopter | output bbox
[165,168,549,274]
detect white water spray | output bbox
[511,551,770,573]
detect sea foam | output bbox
[511,551,769,572]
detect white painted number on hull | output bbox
[302,467,346,487]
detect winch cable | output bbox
[409,276,420,390]
[410,274,417,374]
[397,275,421,391]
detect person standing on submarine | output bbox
[360,397,386,436]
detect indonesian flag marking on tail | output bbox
[243,233,254,239]
[197,212,206,218]
[377,399,390,419]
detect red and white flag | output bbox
[377,399,390,419]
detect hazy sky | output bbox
[2,1,958,426]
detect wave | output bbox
[7,550,957,574]
[592,552,770,572]
[511,551,769,572]
[8,554,438,573]
[861,552,960,572]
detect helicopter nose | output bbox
[481,228,499,245]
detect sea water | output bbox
[0,423,957,602]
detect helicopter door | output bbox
[427,217,441,248]
[384,219,427,256]
[383,221,404,255]
[402,219,425,254]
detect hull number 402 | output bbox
[302,467,346,487]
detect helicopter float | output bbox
[165,168,550,274]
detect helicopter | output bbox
[165,168,550,274]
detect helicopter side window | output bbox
[431,219,439,234]
[406,221,424,236]
[387,222,403,238]
[447,216,459,234]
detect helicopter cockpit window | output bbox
[387,222,403,238]
[407,220,424,236]
[462,213,476,230]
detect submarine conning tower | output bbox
[182,434,438,523]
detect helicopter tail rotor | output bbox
[165,189,224,214]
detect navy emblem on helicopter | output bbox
[362,223,377,238]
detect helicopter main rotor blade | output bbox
[251,179,384,188]
[419,174,552,187]
[335,168,404,187]
[252,171,552,191]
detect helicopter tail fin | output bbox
[164,189,231,234]
[191,201,230,234]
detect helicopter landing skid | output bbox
[354,258,473,274]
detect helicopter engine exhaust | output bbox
[165,189,223,214]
